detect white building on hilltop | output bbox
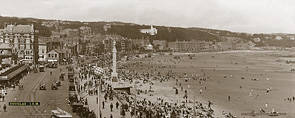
[140,25,157,35]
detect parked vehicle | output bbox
[51,84,58,90]
[56,81,61,86]
[1,89,7,96]
[39,65,45,72]
[59,73,65,81]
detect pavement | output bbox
[86,90,131,118]
[74,63,131,118]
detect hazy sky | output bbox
[1,0,295,33]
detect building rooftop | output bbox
[3,24,34,34]
[0,43,12,49]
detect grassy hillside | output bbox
[1,16,294,47]
[0,16,219,42]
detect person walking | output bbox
[130,110,134,118]
[110,103,113,112]
[100,111,102,118]
[116,101,119,109]
[121,109,126,118]
[104,94,108,101]
[102,101,105,109]
[3,104,6,112]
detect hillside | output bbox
[0,16,219,42]
[1,16,295,47]
[0,16,52,37]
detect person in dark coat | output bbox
[3,104,6,112]
[121,109,126,117]
[131,110,134,117]
[116,101,119,109]
[110,103,113,112]
[104,94,108,101]
[100,111,102,118]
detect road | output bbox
[0,65,79,118]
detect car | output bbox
[51,84,58,90]
[39,65,45,72]
[59,73,65,81]
[56,81,61,86]
[40,84,46,90]
[1,89,7,96]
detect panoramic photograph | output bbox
[0,0,294,118]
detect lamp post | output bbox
[96,78,100,118]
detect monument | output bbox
[111,40,118,82]
[109,40,132,94]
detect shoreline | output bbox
[122,50,295,117]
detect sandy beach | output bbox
[122,50,295,118]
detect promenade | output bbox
[73,63,129,118]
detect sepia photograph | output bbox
[0,0,295,118]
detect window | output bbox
[55,54,57,58]
[48,54,51,57]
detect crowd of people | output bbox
[72,54,242,118]
[67,65,96,118]
[114,68,217,118]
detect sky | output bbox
[0,0,295,33]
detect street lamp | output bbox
[96,77,100,118]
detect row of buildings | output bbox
[0,24,71,66]
[100,35,256,54]
[0,24,36,64]
[168,39,256,52]
[0,24,257,66]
